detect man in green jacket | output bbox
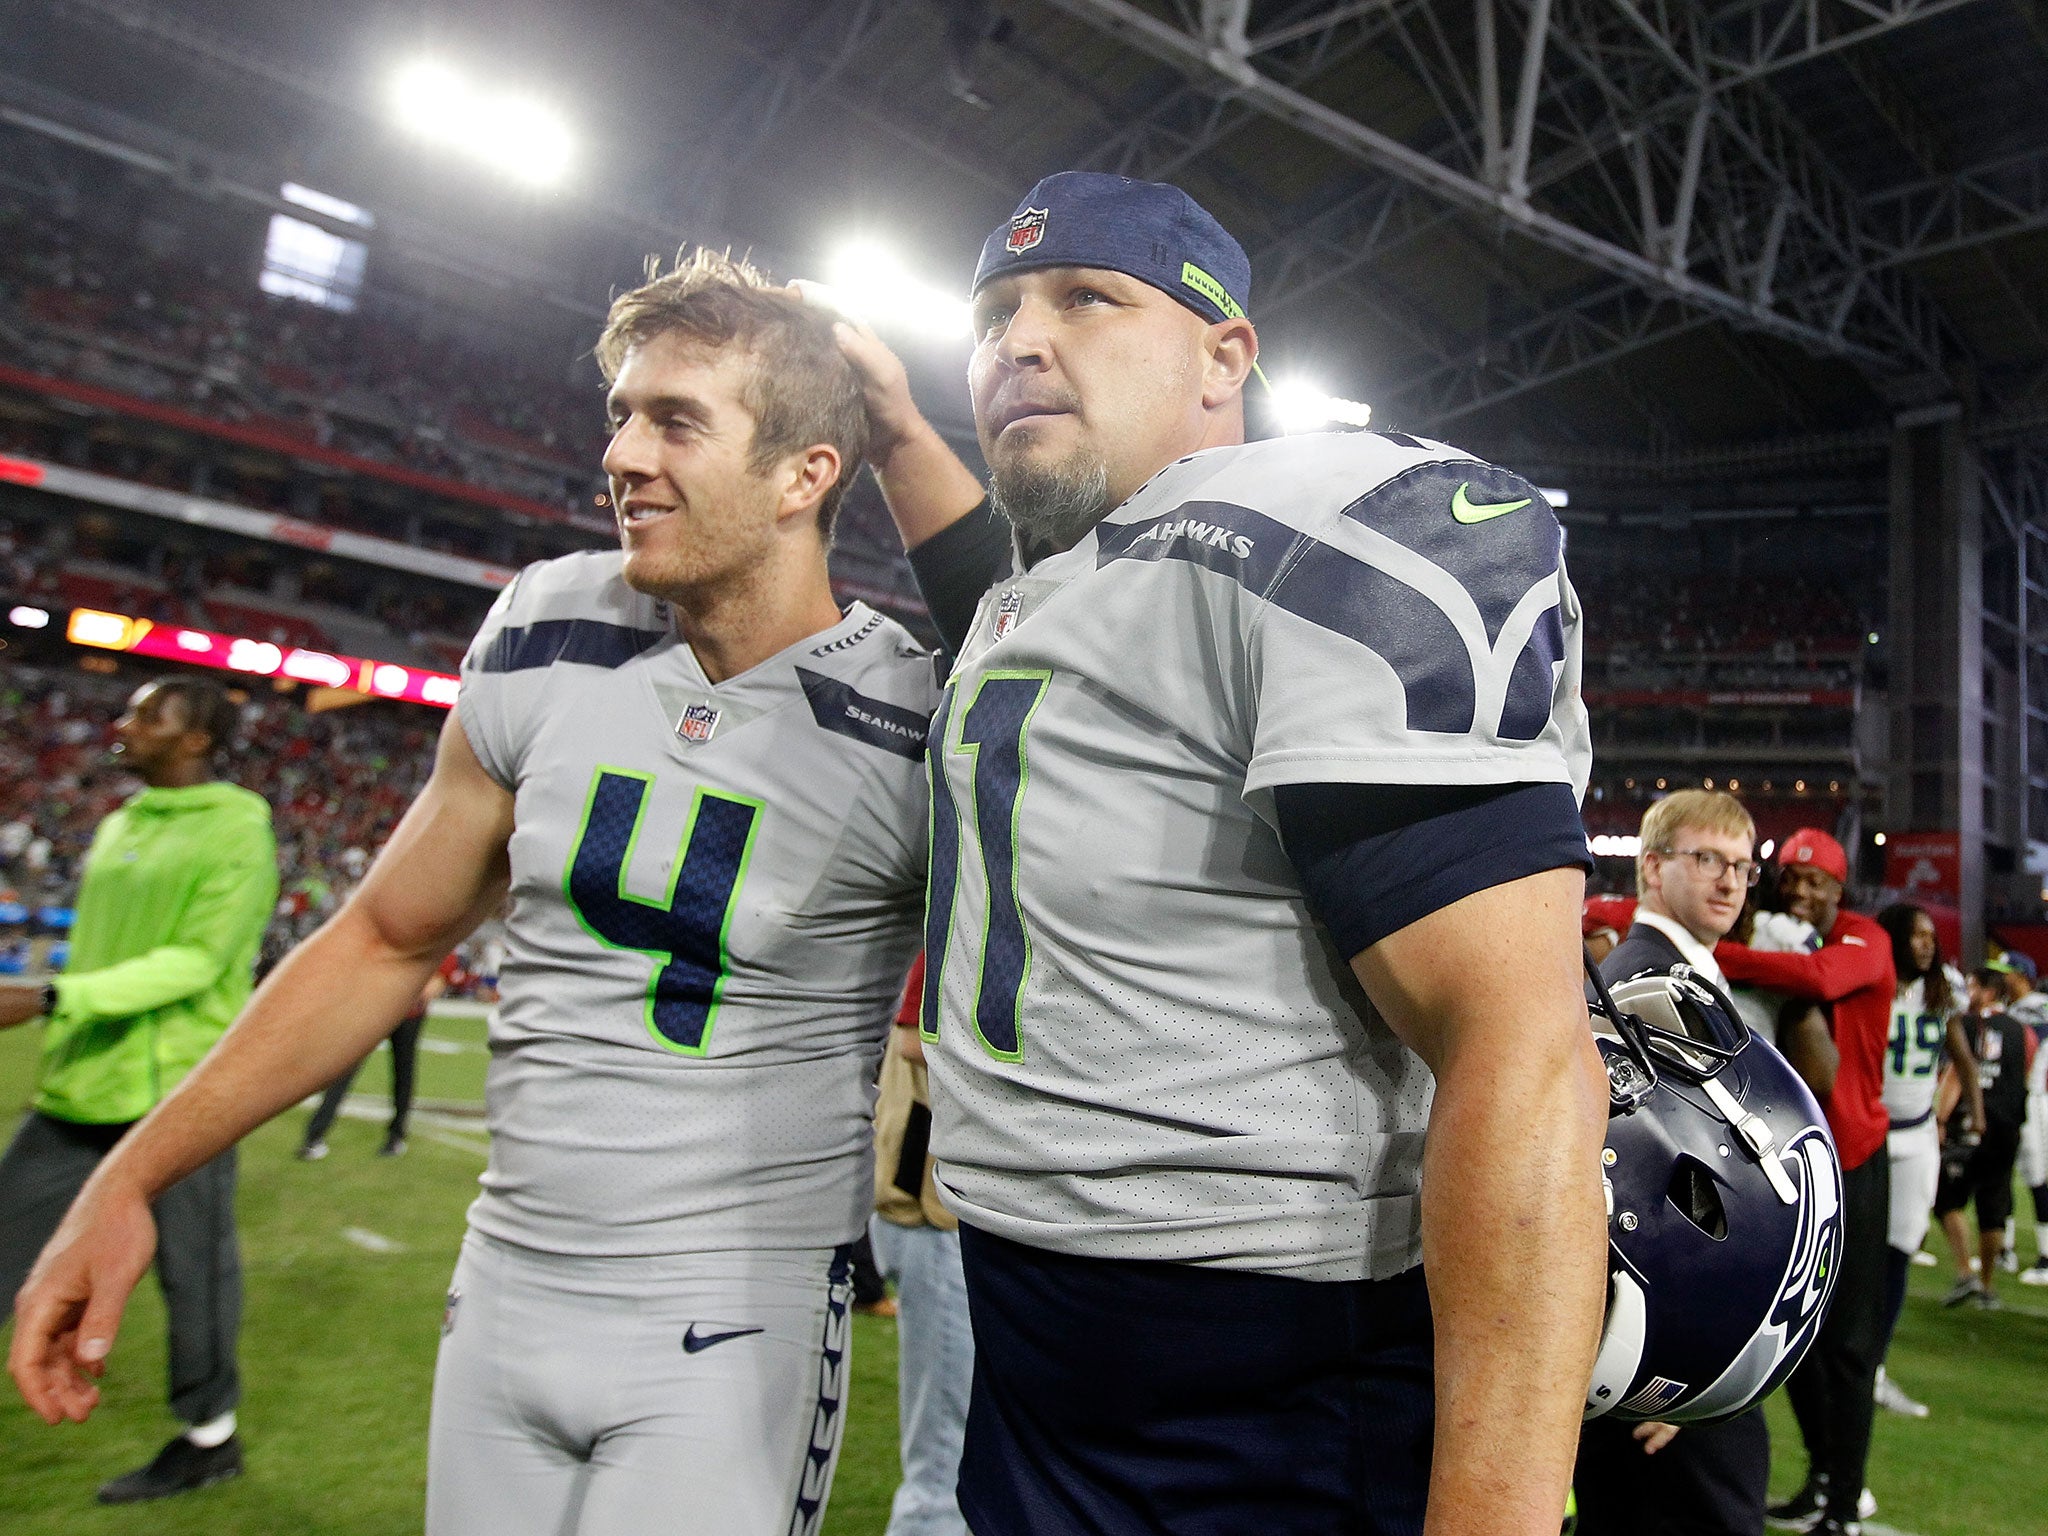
[0,674,277,1503]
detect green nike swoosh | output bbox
[1450,483,1532,524]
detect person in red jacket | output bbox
[1715,828,1894,1536]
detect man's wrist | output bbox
[870,412,944,478]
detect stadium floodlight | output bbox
[7,605,49,628]
[1269,380,1373,434]
[814,243,972,342]
[388,59,572,187]
[1538,487,1569,509]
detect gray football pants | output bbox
[0,1110,241,1424]
[427,1231,853,1536]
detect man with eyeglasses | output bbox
[1716,829,1894,1536]
[1574,790,1774,1536]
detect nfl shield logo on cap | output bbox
[677,702,721,744]
[1006,207,1048,254]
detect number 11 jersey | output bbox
[457,550,934,1258]
[922,431,1591,1283]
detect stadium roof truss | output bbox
[7,0,2048,466]
[1025,0,2048,425]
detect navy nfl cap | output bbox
[972,171,1252,327]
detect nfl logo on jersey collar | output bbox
[677,701,721,744]
[993,589,1024,638]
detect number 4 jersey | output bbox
[923,431,1592,1282]
[458,550,934,1257]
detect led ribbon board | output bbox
[61,607,459,709]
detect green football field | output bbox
[1,1009,2043,1535]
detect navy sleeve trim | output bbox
[907,499,1009,658]
[1274,781,1590,960]
[475,618,665,673]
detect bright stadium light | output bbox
[388,59,572,187]
[816,243,972,342]
[1538,487,1569,509]
[1269,379,1373,434]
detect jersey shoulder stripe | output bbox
[477,617,665,674]
[1094,436,1568,739]
[1336,458,1559,646]
[796,667,932,760]
[466,549,668,667]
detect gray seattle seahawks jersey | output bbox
[922,431,1591,1282]
[457,550,933,1257]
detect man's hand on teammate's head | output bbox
[789,279,986,551]
[9,1175,159,1424]
[787,283,921,461]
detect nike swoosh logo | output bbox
[682,1324,765,1354]
[1450,483,1532,524]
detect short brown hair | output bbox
[1636,790,1755,898]
[596,250,869,541]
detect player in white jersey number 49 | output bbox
[9,254,933,1536]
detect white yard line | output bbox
[341,1226,404,1254]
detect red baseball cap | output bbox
[1777,828,1848,885]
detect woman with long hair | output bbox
[1869,903,1982,1417]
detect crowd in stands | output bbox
[0,663,448,973]
[0,196,606,519]
[1577,567,1869,659]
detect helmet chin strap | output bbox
[1699,1074,1800,1206]
[1585,947,1799,1205]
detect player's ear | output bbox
[777,443,843,528]
[1201,318,1257,408]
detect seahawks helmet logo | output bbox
[1683,1126,1843,1419]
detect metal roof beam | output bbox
[1684,0,1993,86]
[1038,0,1899,364]
[1378,279,1716,427]
[1860,144,2048,266]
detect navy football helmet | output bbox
[1583,961,1843,1424]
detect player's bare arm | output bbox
[1778,1002,1840,1098]
[1944,1014,1985,1132]
[1352,864,1609,1536]
[813,301,984,548]
[9,712,514,1426]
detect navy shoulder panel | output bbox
[474,617,666,674]
[1097,498,1478,734]
[1338,460,1560,645]
[796,667,932,761]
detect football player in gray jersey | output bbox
[827,173,1608,1536]
[12,254,933,1536]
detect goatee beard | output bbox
[989,454,1111,558]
